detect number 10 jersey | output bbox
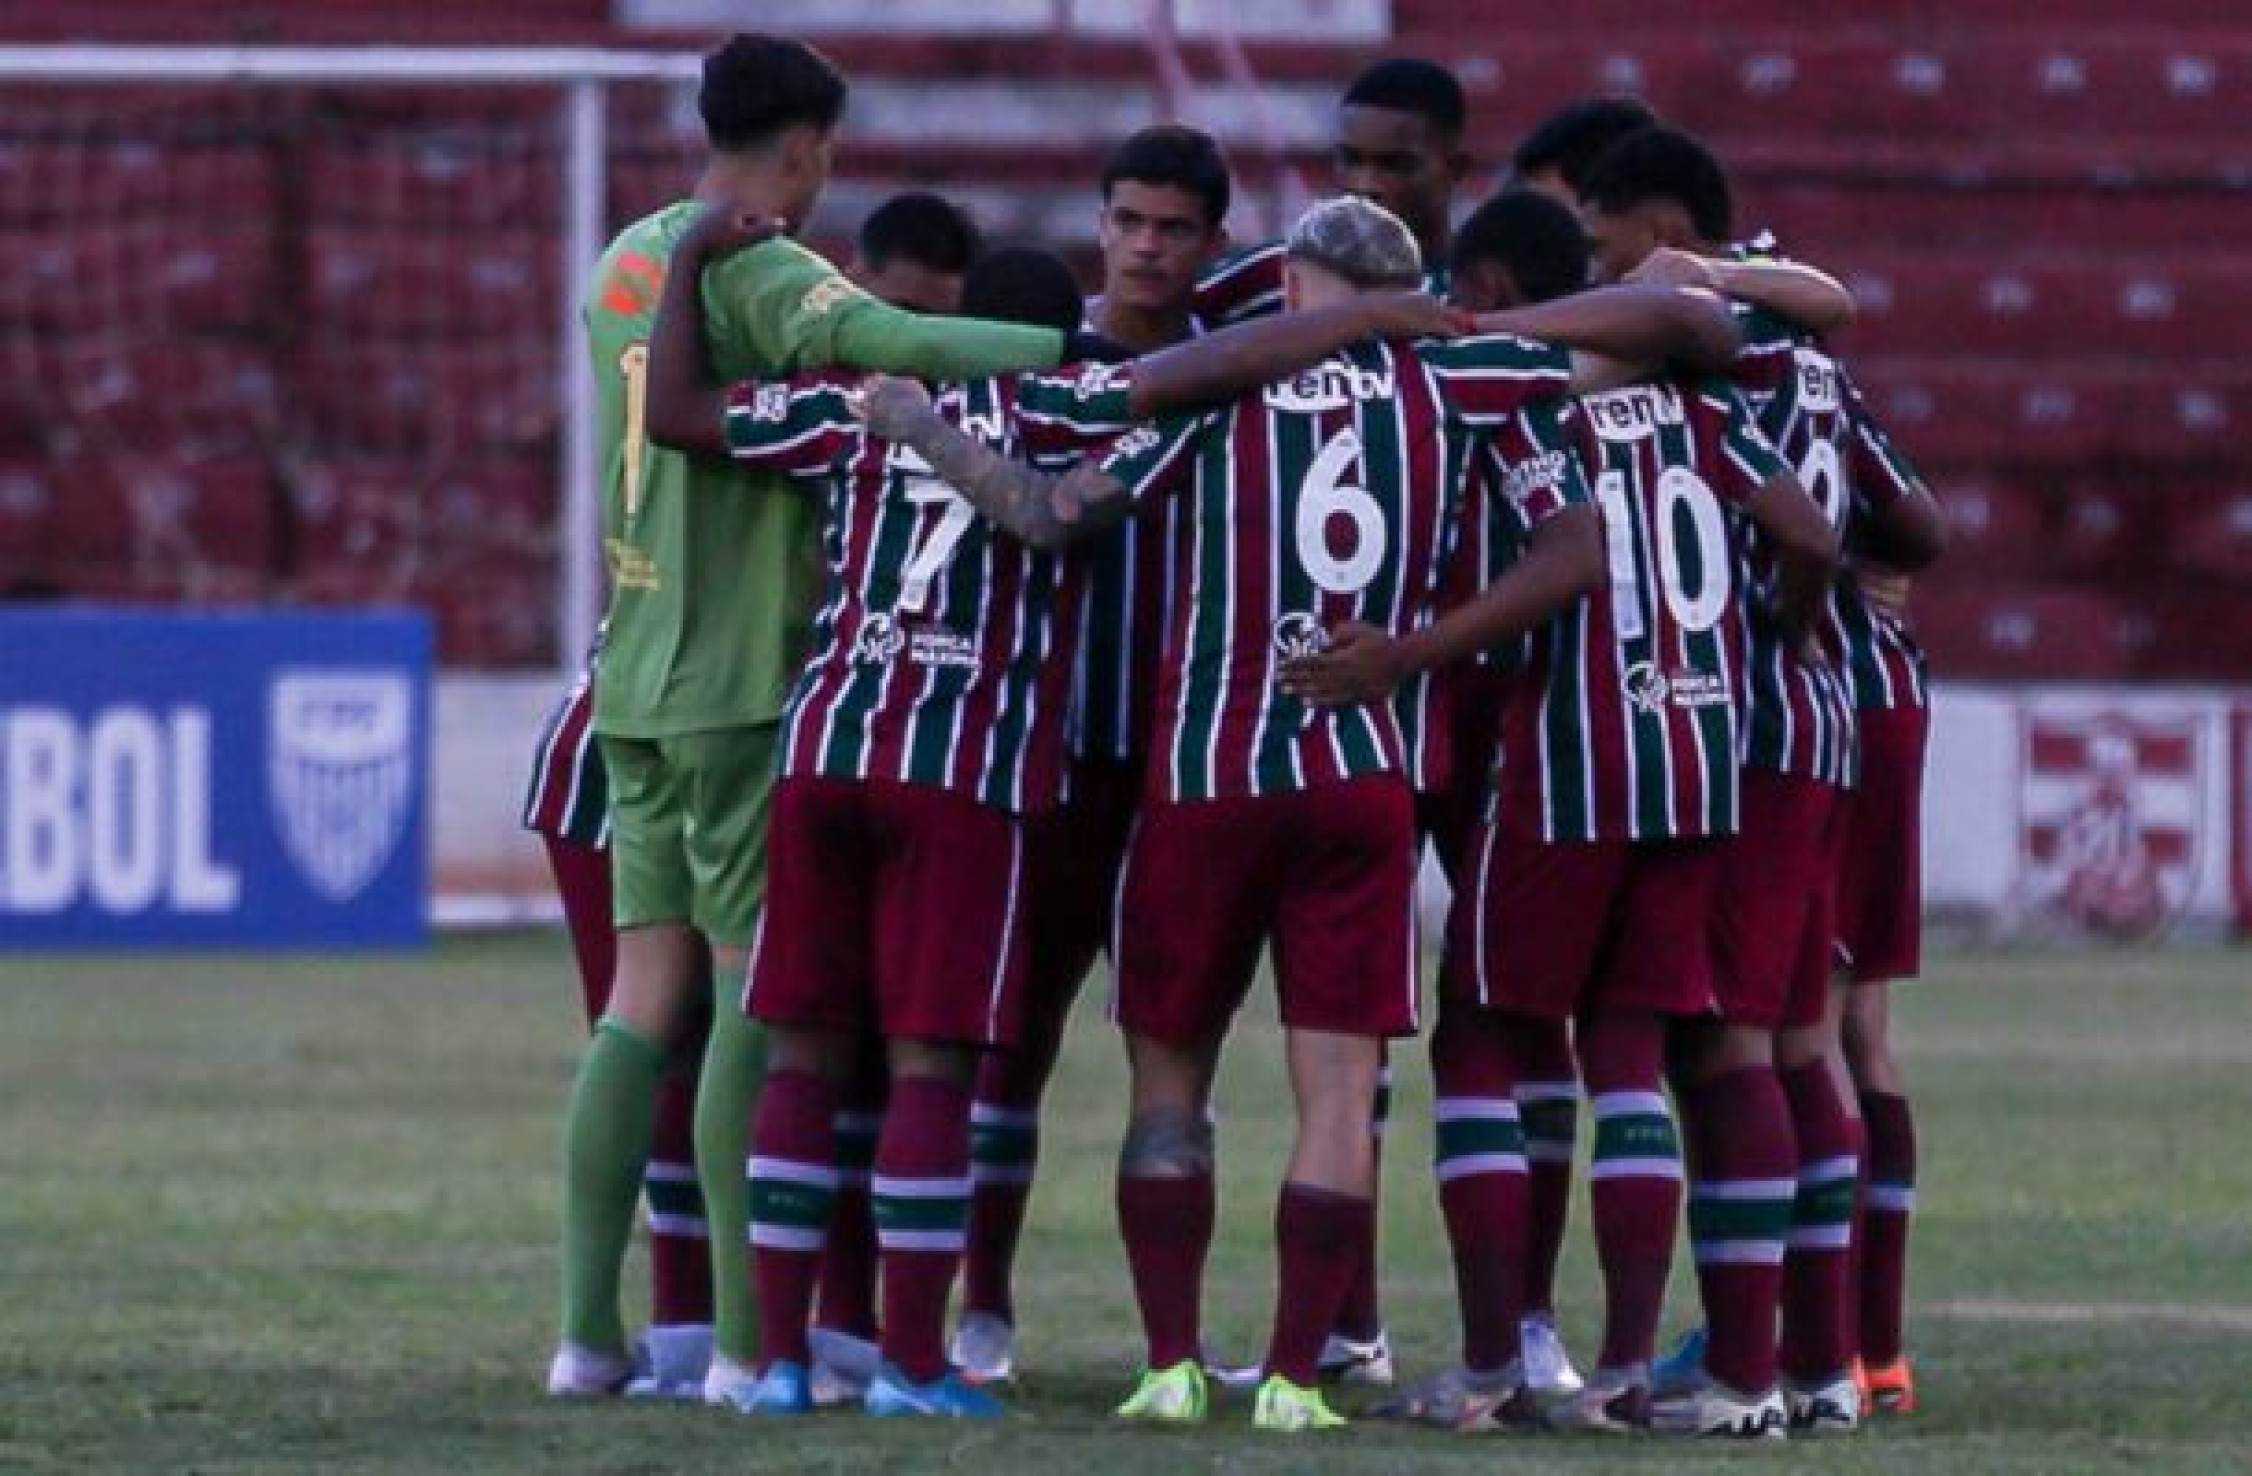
[1096,334,1574,804]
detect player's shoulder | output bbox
[1418,329,1570,375]
[1197,238,1286,290]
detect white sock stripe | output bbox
[1799,1155,1860,1185]
[644,1211,710,1237]
[1525,1142,1575,1164]
[1516,1081,1580,1104]
[1377,1065,1397,1089]
[1589,1157,1685,1181]
[643,1161,698,1183]
[1433,1097,1523,1123]
[1592,1090,1672,1119]
[1788,1224,1855,1249]
[1865,1185,1917,1211]
[876,1228,968,1253]
[969,1164,1036,1186]
[748,1157,843,1190]
[1694,1239,1788,1266]
[1435,1152,1529,1183]
[749,1225,827,1251]
[1692,1177,1799,1201]
[970,1104,1040,1130]
[871,1174,974,1200]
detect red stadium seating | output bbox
[296,341,557,456]
[1924,476,2050,577]
[1853,362,2252,466]
[1836,254,2249,361]
[303,226,556,340]
[287,457,430,576]
[1913,586,2145,680]
[2162,479,2252,580]
[305,131,560,231]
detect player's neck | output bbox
[693,158,795,226]
[1089,294,1195,352]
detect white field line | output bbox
[1931,1299,2252,1332]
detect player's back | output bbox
[1496,375,1784,842]
[584,204,828,739]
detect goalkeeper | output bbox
[550,33,1074,1405]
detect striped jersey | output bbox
[1728,304,1858,786]
[1835,378,1932,711]
[521,653,609,848]
[721,364,1139,812]
[1094,332,1572,803]
[1488,378,1790,843]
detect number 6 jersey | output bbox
[1094,333,1574,804]
[720,365,1141,813]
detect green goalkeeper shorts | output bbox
[598,725,777,948]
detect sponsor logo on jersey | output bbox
[1265,359,1396,414]
[907,625,981,670]
[1623,662,1669,713]
[1623,663,1729,714]
[1583,384,1688,443]
[852,612,906,665]
[1502,449,1569,505]
[1271,611,1330,659]
[268,673,414,903]
[1793,348,1841,413]
[746,383,791,424]
[1108,425,1163,463]
[1075,361,1128,399]
[798,276,862,320]
[2020,709,2203,940]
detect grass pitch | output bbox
[3,939,2250,1473]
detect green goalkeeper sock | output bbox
[695,990,770,1366]
[560,1017,664,1355]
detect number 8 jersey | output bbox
[1491,378,1792,843]
[1095,333,1574,804]
[721,365,1140,813]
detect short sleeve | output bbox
[1192,242,1287,327]
[1702,382,1793,505]
[1422,332,1575,428]
[721,374,860,478]
[1729,300,1799,404]
[1845,376,1926,515]
[1011,362,1141,461]
[1487,398,1595,540]
[1093,409,1214,509]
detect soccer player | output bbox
[521,654,716,1397]
[549,33,1072,1404]
[954,125,1235,1386]
[876,197,1742,1432]
[646,200,1465,1417]
[851,191,980,315]
[1507,95,1660,206]
[1580,124,1938,1430]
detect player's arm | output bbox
[1847,388,1947,572]
[1630,246,1857,334]
[1748,468,1841,643]
[1476,284,1743,387]
[858,377,1201,550]
[1282,510,1606,707]
[1125,291,1467,418]
[645,208,771,456]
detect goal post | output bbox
[0,44,706,677]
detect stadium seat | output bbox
[304,226,556,340]
[1924,475,2050,576]
[2139,585,2252,678]
[306,131,560,230]
[295,341,557,456]
[2162,480,2252,580]
[1749,184,2252,256]
[41,453,137,566]
[40,342,282,454]
[2048,476,2157,576]
[0,459,54,578]
[1836,253,2249,361]
[412,550,555,668]
[1912,585,2142,679]
[1852,361,2252,465]
[287,457,430,576]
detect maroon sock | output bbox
[1116,1172,1214,1370]
[1581,1013,1680,1374]
[748,1069,839,1370]
[1265,1183,1374,1386]
[1683,1067,1795,1396]
[1432,1004,1528,1373]
[544,835,617,1026]
[1509,1018,1578,1318]
[1329,1063,1391,1342]
[964,1046,1049,1323]
[647,1066,714,1326]
[1776,1064,1862,1382]
[814,1065,884,1341]
[1857,1090,1916,1366]
[870,1074,974,1384]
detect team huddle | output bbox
[524,32,1944,1437]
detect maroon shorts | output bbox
[1715,772,1849,1030]
[1017,754,1144,1046]
[1447,825,1721,1021]
[745,776,1028,1047]
[1835,705,1928,984]
[1113,776,1421,1047]
[1422,665,1509,886]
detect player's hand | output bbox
[1858,566,1913,623]
[852,375,935,440]
[681,204,781,263]
[1361,291,1476,341]
[1627,247,1719,291]
[1279,621,1404,707]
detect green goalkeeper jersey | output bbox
[585,202,1065,738]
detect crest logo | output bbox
[1622,661,1670,713]
[746,383,791,423]
[268,672,415,903]
[853,612,906,665]
[1272,612,1329,659]
[2020,709,2203,939]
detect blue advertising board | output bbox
[0,608,431,949]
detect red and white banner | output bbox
[2017,710,2204,939]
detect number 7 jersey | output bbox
[1095,333,1574,803]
